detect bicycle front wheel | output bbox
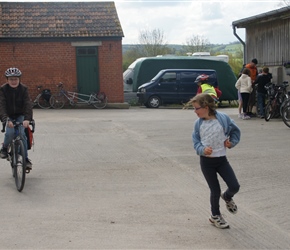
[280,98,290,117]
[14,140,26,192]
[264,101,273,121]
[282,104,290,128]
[37,95,51,109]
[50,94,65,109]
[92,93,108,109]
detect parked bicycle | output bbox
[1,120,35,192]
[49,82,108,109]
[32,85,52,109]
[282,101,290,128]
[264,81,289,121]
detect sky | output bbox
[2,0,287,45]
[114,0,285,45]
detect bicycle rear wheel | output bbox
[282,104,290,128]
[92,92,108,109]
[14,140,26,192]
[50,94,65,109]
[37,95,51,109]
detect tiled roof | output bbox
[0,2,124,38]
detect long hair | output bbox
[183,93,216,116]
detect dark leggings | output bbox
[241,92,250,113]
[200,156,240,216]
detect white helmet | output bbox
[5,67,22,77]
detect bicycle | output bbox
[49,82,108,109]
[264,81,289,121]
[1,120,35,192]
[282,100,290,127]
[32,85,52,109]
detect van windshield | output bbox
[151,70,166,81]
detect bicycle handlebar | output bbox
[56,82,64,88]
[265,81,289,90]
[1,119,36,133]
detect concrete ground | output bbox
[1,106,290,249]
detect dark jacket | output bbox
[0,83,33,122]
[254,73,272,94]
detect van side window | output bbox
[160,72,176,83]
[180,72,196,82]
[207,73,218,87]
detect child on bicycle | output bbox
[0,67,33,170]
[188,93,240,229]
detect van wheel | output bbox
[147,96,161,108]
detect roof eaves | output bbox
[232,6,290,28]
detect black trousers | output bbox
[200,156,240,216]
[241,92,250,113]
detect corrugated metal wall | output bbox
[245,18,290,66]
[244,17,290,83]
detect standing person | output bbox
[254,67,272,118]
[195,74,222,101]
[237,64,245,118]
[245,58,259,115]
[189,93,240,229]
[245,58,259,82]
[235,68,252,120]
[237,91,243,119]
[0,67,33,170]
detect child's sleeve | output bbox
[192,120,205,156]
[228,118,241,148]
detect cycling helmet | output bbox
[194,74,209,83]
[5,67,22,77]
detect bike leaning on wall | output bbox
[32,86,52,109]
[264,82,289,121]
[49,82,108,109]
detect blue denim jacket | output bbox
[192,111,241,156]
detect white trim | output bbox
[71,41,102,47]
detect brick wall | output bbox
[0,40,124,103]
[98,41,124,102]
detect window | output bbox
[180,72,196,82]
[77,47,97,56]
[160,72,177,82]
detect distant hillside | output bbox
[123,42,243,56]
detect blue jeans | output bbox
[200,156,240,216]
[257,92,266,116]
[3,115,28,159]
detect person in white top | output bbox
[235,68,252,120]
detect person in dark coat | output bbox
[0,67,33,169]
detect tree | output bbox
[122,28,174,71]
[282,0,290,6]
[181,35,211,55]
[136,28,173,56]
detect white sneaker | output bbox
[209,215,229,229]
[238,114,243,119]
[242,114,251,120]
[221,192,238,214]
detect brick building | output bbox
[0,2,124,103]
